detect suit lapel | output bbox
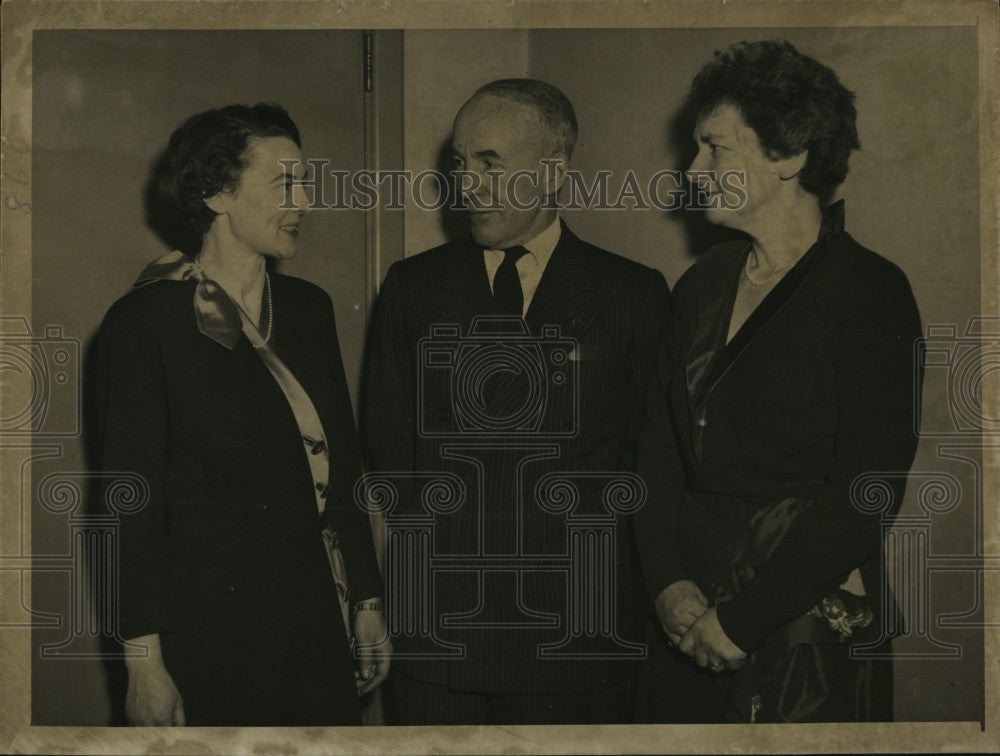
[479,224,612,433]
[434,235,495,326]
[524,224,612,341]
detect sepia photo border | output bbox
[2,0,998,753]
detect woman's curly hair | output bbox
[685,40,860,203]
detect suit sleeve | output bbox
[716,262,923,653]
[633,284,692,600]
[360,263,417,508]
[317,291,383,603]
[621,269,672,467]
[92,298,175,641]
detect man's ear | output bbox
[541,152,569,195]
[774,150,808,183]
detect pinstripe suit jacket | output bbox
[363,223,670,695]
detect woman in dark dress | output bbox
[92,104,389,726]
[634,41,923,722]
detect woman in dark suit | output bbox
[634,41,922,722]
[92,104,389,726]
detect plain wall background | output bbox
[29,27,983,725]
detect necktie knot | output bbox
[501,245,530,265]
[493,246,530,316]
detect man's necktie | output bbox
[492,245,530,316]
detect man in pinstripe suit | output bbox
[362,79,670,724]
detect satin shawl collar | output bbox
[686,201,845,409]
[134,250,244,350]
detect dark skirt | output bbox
[637,620,893,723]
[158,513,360,726]
[636,490,893,723]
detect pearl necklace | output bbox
[261,272,273,343]
[744,255,790,287]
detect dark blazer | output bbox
[634,202,923,654]
[91,273,381,724]
[363,223,670,695]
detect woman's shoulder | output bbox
[814,232,919,327]
[102,279,195,327]
[269,272,334,311]
[93,280,201,356]
[820,233,915,302]
[826,232,909,281]
[268,273,343,334]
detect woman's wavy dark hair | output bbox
[685,40,859,203]
[149,103,300,238]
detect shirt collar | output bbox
[522,215,562,263]
[486,215,562,265]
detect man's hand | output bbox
[678,606,748,672]
[654,579,709,646]
[353,608,392,696]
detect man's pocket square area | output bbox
[567,344,606,361]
